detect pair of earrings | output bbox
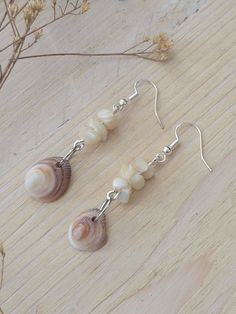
[24,79,163,202]
[25,80,212,252]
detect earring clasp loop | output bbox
[164,122,212,172]
[128,79,164,129]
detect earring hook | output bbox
[128,79,164,129]
[173,122,212,172]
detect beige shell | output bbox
[68,209,107,252]
[24,157,71,202]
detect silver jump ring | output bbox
[73,139,85,151]
[155,153,166,163]
[94,190,119,222]
[149,152,166,166]
[57,139,85,167]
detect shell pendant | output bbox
[24,157,71,202]
[68,209,107,252]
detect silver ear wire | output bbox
[164,122,213,172]
[127,79,164,130]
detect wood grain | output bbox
[0,0,236,313]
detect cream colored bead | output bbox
[129,173,145,190]
[88,118,108,141]
[112,177,129,191]
[79,126,101,146]
[142,165,155,180]
[120,163,136,181]
[117,187,131,204]
[97,109,119,130]
[131,157,148,173]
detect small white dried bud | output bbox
[34,29,43,40]
[23,0,45,28]
[51,0,57,7]
[9,3,18,17]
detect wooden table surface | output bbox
[0,0,236,313]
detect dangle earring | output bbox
[68,122,212,252]
[24,79,164,203]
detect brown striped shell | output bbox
[68,209,107,252]
[24,157,71,202]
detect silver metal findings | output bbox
[149,122,212,172]
[69,121,213,251]
[94,190,120,222]
[113,79,164,130]
[174,122,212,172]
[58,139,85,167]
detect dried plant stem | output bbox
[0,242,5,314]
[0,1,172,91]
[0,0,15,29]
[18,51,142,59]
[0,2,85,54]
[63,0,70,13]
[123,39,148,52]
[0,11,8,29]
[0,2,28,33]
[16,39,156,62]
[0,37,25,89]
[0,252,4,295]
[21,39,37,52]
[16,50,158,63]
[3,0,20,38]
[0,1,90,90]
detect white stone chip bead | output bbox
[97,109,119,130]
[79,126,101,146]
[112,177,129,191]
[88,118,108,141]
[117,187,131,204]
[120,163,136,181]
[129,173,145,190]
[142,165,155,180]
[131,157,148,173]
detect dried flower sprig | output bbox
[0,1,173,92]
[23,0,45,29]
[0,0,90,90]
[17,33,174,63]
[150,33,174,61]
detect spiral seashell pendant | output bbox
[24,157,71,202]
[68,209,107,252]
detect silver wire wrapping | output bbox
[113,98,128,113]
[148,122,212,172]
[94,190,120,221]
[112,79,164,129]
[58,139,85,167]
